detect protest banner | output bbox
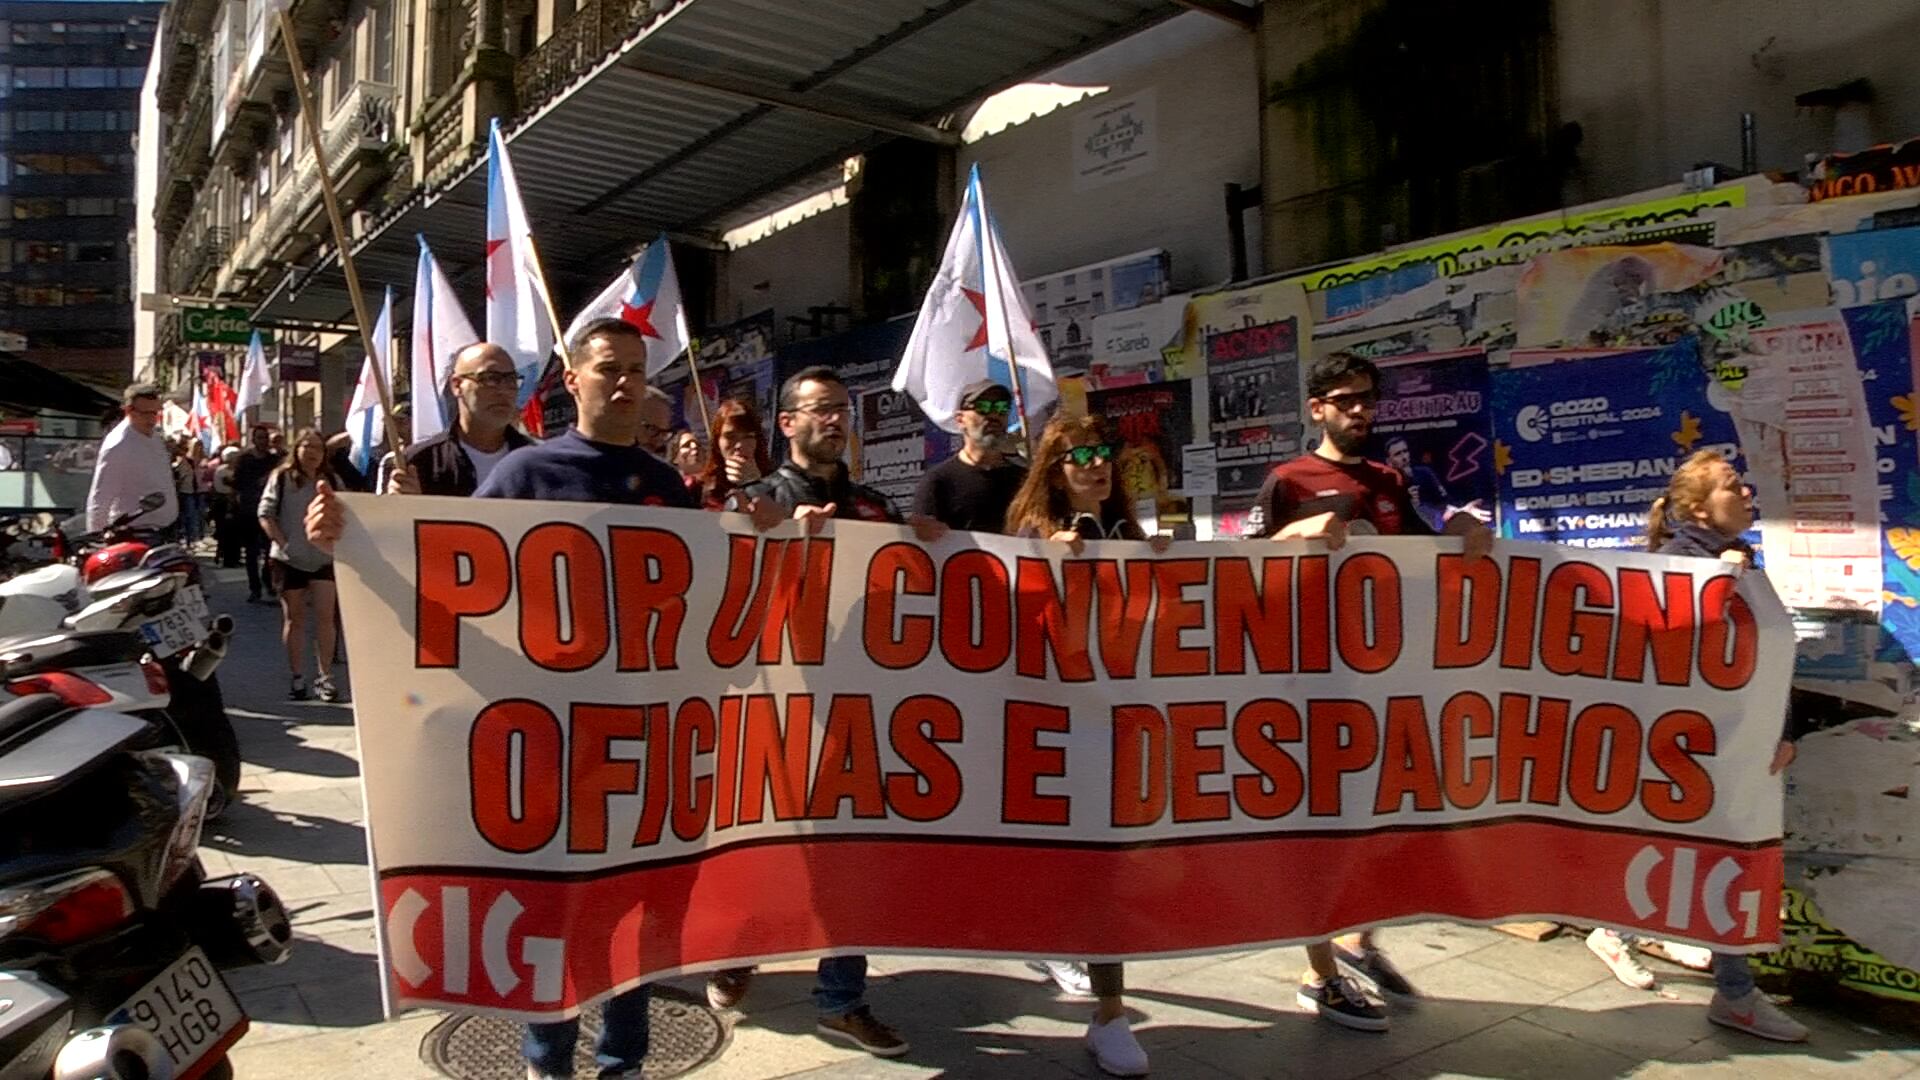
[336,495,1793,1021]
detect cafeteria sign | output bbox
[182,306,255,345]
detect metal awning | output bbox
[252,0,1200,328]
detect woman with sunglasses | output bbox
[1003,412,1164,1078]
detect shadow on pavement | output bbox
[206,798,367,865]
[226,709,361,777]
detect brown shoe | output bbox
[706,967,754,1009]
[816,1006,909,1057]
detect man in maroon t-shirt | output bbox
[1255,350,1492,1033]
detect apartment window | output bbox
[15,111,60,131]
[67,67,116,88]
[0,68,9,99]
[65,287,107,306]
[17,286,62,306]
[371,2,394,84]
[255,157,270,197]
[66,198,117,216]
[239,181,254,221]
[278,108,296,163]
[119,68,146,88]
[75,242,115,263]
[13,67,65,89]
[328,24,357,110]
[20,241,62,262]
[12,197,62,219]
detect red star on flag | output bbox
[621,296,659,339]
[484,237,506,299]
[961,286,988,351]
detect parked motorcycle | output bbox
[0,497,240,810]
[0,693,291,1079]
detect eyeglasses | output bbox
[788,401,850,419]
[1065,443,1116,467]
[966,398,1012,416]
[457,371,519,390]
[1317,389,1379,412]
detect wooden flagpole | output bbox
[683,337,715,436]
[276,9,406,459]
[976,197,1036,460]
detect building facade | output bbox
[0,1,159,390]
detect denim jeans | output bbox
[1711,951,1755,998]
[522,984,650,1077]
[813,955,867,1018]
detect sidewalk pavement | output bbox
[194,563,1919,1079]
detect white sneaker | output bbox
[1085,1014,1149,1076]
[1708,988,1809,1042]
[1586,928,1655,990]
[1027,959,1094,998]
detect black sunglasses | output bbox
[967,398,1012,416]
[1066,443,1116,467]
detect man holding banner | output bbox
[386,343,532,497]
[1252,349,1495,1031]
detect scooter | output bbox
[0,693,291,1079]
[0,497,240,809]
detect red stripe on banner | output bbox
[378,822,1780,1016]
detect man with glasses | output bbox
[730,364,911,1059]
[1251,349,1491,1033]
[86,382,179,533]
[637,385,675,457]
[911,378,1028,533]
[383,342,532,497]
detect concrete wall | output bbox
[1555,0,1920,204]
[961,12,1261,292]
[716,201,852,345]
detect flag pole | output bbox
[977,198,1035,459]
[276,9,406,459]
[683,337,715,436]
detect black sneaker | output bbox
[1297,976,1388,1031]
[289,674,308,700]
[1336,942,1417,997]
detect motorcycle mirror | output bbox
[138,492,166,512]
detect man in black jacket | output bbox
[739,365,900,526]
[386,342,532,496]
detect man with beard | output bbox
[1250,350,1491,1034]
[911,379,1026,532]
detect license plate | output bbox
[139,608,203,658]
[109,947,248,1079]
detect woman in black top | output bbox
[1003,413,1161,1077]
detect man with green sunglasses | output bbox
[911,378,1030,534]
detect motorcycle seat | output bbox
[0,628,150,671]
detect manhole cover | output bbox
[420,987,726,1079]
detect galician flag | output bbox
[565,233,691,376]
[894,164,1054,433]
[346,288,395,475]
[412,235,480,444]
[483,118,558,411]
[234,330,273,417]
[188,377,216,455]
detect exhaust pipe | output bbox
[193,873,293,968]
[210,614,235,636]
[52,1024,173,1080]
[181,630,229,682]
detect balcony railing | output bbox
[155,30,204,114]
[515,0,671,114]
[166,223,232,296]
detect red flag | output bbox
[204,370,241,444]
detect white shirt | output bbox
[86,418,180,531]
[464,441,512,488]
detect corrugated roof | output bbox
[253,0,1187,328]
